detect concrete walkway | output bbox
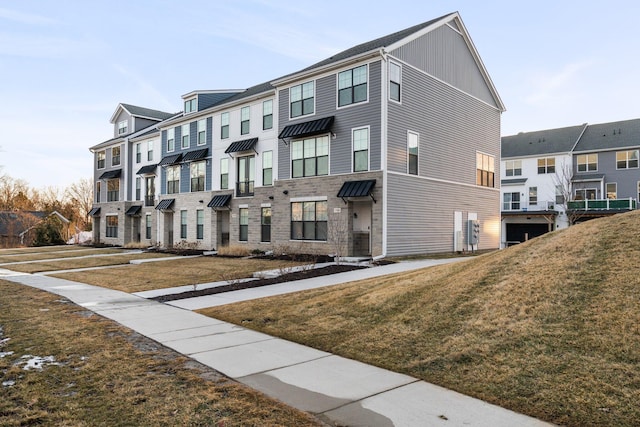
[0,262,553,427]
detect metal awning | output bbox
[225,138,258,154]
[99,169,122,180]
[155,199,175,210]
[572,173,605,182]
[182,148,208,162]
[207,194,232,209]
[158,153,182,166]
[125,205,142,216]
[88,207,101,216]
[337,179,376,203]
[278,116,334,142]
[136,164,157,175]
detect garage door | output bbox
[506,223,551,243]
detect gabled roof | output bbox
[573,118,640,152]
[502,124,588,158]
[110,103,174,124]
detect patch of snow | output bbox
[18,355,61,370]
[67,231,92,245]
[0,351,14,358]
[2,380,15,387]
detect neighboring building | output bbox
[0,211,70,247]
[501,118,639,245]
[90,12,505,257]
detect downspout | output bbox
[374,48,389,261]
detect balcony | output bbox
[145,196,155,207]
[236,180,254,197]
[502,200,556,212]
[567,198,636,211]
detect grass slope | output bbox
[200,210,640,426]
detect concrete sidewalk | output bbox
[0,265,552,427]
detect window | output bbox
[145,176,155,207]
[261,207,271,242]
[537,157,555,174]
[262,151,273,186]
[291,201,328,241]
[118,120,128,135]
[180,210,187,239]
[291,136,329,178]
[167,128,175,152]
[136,143,141,163]
[145,214,152,240]
[181,124,190,149]
[184,98,196,113]
[240,106,250,135]
[616,150,639,169]
[135,177,141,201]
[237,156,255,197]
[95,181,101,203]
[505,160,522,176]
[408,132,418,175]
[107,179,119,202]
[577,154,597,172]
[167,165,180,194]
[197,119,206,145]
[290,81,314,118]
[529,186,537,205]
[353,128,369,172]
[106,216,118,238]
[476,153,495,187]
[220,158,229,189]
[97,151,105,169]
[503,192,520,210]
[556,185,565,205]
[606,182,617,199]
[111,147,121,166]
[196,209,204,240]
[190,161,205,192]
[147,141,153,161]
[239,208,249,241]
[221,112,229,139]
[575,189,596,200]
[263,100,273,130]
[389,62,401,102]
[338,65,367,107]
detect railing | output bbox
[567,198,636,211]
[145,196,155,207]
[502,200,556,212]
[236,180,254,197]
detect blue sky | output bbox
[1,0,639,189]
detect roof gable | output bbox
[110,103,174,124]
[573,118,640,152]
[502,124,588,158]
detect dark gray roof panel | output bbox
[207,194,232,208]
[155,199,175,210]
[125,205,142,216]
[136,164,157,175]
[121,104,174,120]
[501,124,587,158]
[158,154,182,166]
[181,148,208,162]
[573,118,640,152]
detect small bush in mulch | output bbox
[152,264,366,303]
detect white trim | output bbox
[388,60,402,104]
[288,79,317,121]
[335,64,370,111]
[388,170,500,192]
[238,204,249,208]
[351,125,371,173]
[261,203,271,208]
[407,130,419,175]
[290,196,327,203]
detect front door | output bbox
[217,210,230,247]
[352,202,371,256]
[164,212,173,248]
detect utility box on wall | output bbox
[467,219,480,245]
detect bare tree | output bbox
[328,210,349,264]
[0,175,31,210]
[553,161,583,226]
[66,178,93,230]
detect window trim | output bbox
[135,177,141,201]
[181,124,190,149]
[166,165,180,195]
[145,213,152,240]
[606,182,617,199]
[117,120,128,135]
[196,209,204,240]
[529,186,538,205]
[240,106,250,135]
[352,126,370,173]
[290,135,330,179]
[97,151,106,169]
[184,98,197,114]
[111,146,121,167]
[135,143,142,163]
[505,160,522,177]
[95,181,101,203]
[337,64,369,109]
[190,160,206,192]
[261,206,271,243]
[262,150,273,186]
[503,192,521,211]
[107,178,119,202]
[106,215,118,238]
[239,207,249,242]
[576,153,598,172]
[197,119,206,146]
[407,131,419,175]
[167,128,175,152]
[180,210,188,239]
[262,99,273,130]
[221,112,230,139]
[147,141,154,161]
[537,157,555,174]
[290,200,328,241]
[220,157,229,190]
[289,81,315,119]
[476,152,495,188]
[616,149,639,170]
[389,61,402,103]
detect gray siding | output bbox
[134,117,158,133]
[573,150,640,199]
[391,23,497,108]
[386,173,500,255]
[198,92,239,111]
[113,110,129,138]
[387,64,501,185]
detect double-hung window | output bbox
[353,128,369,172]
[291,136,329,178]
[503,192,520,211]
[167,128,175,152]
[197,119,206,145]
[239,208,249,241]
[106,216,118,238]
[290,81,314,118]
[338,65,367,107]
[181,124,190,149]
[262,151,273,186]
[190,161,205,192]
[220,158,229,190]
[147,141,153,161]
[263,100,273,130]
[529,187,538,205]
[291,201,327,241]
[476,153,495,187]
[221,112,229,139]
[389,62,401,102]
[537,157,555,174]
[136,144,141,163]
[97,151,106,169]
[118,120,128,135]
[135,177,141,201]
[95,181,101,203]
[408,132,418,175]
[145,214,152,239]
[606,182,617,199]
[180,210,187,239]
[196,209,204,239]
[107,179,119,202]
[505,160,522,176]
[577,154,597,172]
[616,150,639,169]
[261,207,271,242]
[112,147,120,166]
[166,165,180,194]
[240,106,250,135]
[184,98,196,113]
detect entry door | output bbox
[93,217,101,244]
[164,212,173,248]
[352,202,371,256]
[132,218,140,243]
[217,211,230,247]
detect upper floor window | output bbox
[616,150,639,169]
[537,157,555,174]
[166,165,180,194]
[408,131,418,175]
[505,160,521,176]
[97,151,106,169]
[136,143,141,163]
[95,181,101,203]
[237,156,255,197]
[197,119,206,145]
[107,179,119,202]
[220,158,229,189]
[184,98,196,114]
[190,161,205,192]
[181,124,190,149]
[290,81,314,118]
[147,141,153,161]
[262,150,273,186]
[221,112,229,139]
[389,62,401,102]
[476,152,495,187]
[353,127,369,172]
[241,106,250,135]
[135,177,141,201]
[118,120,128,135]
[292,136,329,178]
[263,100,273,130]
[111,146,121,166]
[529,186,538,205]
[577,154,597,172]
[338,65,367,107]
[167,128,175,152]
[606,182,617,199]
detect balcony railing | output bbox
[236,180,254,197]
[502,200,556,212]
[567,198,637,211]
[145,196,155,207]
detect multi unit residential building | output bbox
[89,12,505,257]
[501,118,640,245]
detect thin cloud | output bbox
[111,64,176,112]
[524,60,595,106]
[0,33,95,59]
[0,7,56,25]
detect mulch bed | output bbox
[152,264,367,302]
